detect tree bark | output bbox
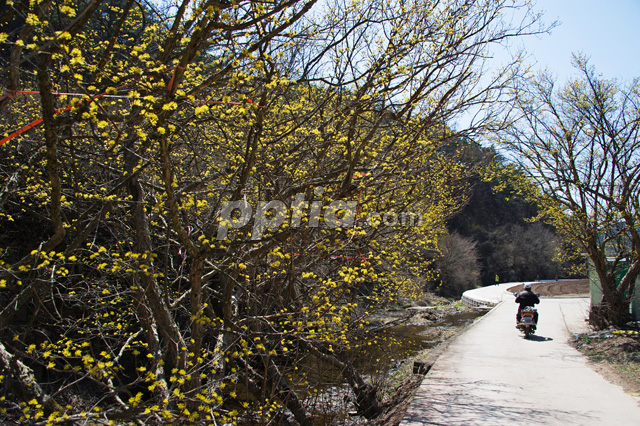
[305,344,381,419]
[0,342,63,415]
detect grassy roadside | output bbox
[572,328,640,396]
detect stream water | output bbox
[297,309,487,425]
[354,310,485,376]
[232,309,486,425]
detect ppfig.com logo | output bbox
[216,187,423,241]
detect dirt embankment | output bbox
[507,279,589,297]
[573,331,640,395]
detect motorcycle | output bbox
[513,291,540,339]
[516,306,537,338]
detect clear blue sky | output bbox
[454,0,640,131]
[518,0,640,84]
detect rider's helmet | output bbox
[523,283,532,289]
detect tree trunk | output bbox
[238,356,314,426]
[0,342,63,415]
[305,344,381,419]
[592,269,632,328]
[595,291,632,328]
[587,243,634,328]
[128,177,187,371]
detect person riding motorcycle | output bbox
[515,283,539,325]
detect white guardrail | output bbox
[461,294,498,308]
[461,282,533,308]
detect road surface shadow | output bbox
[523,334,553,342]
[402,378,592,425]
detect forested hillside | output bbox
[426,140,572,297]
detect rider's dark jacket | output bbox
[515,289,540,310]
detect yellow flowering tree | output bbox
[0,0,545,423]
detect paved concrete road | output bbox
[401,298,640,425]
